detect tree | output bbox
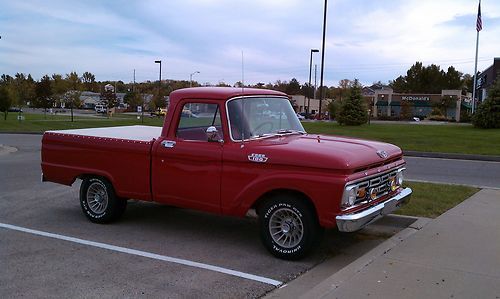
[390,62,467,94]
[63,90,81,122]
[444,66,463,90]
[12,73,36,108]
[151,93,166,111]
[327,100,340,120]
[0,86,12,120]
[337,79,353,101]
[52,74,69,107]
[82,71,97,92]
[285,78,301,95]
[101,89,117,110]
[400,100,413,120]
[65,72,81,91]
[336,84,368,125]
[123,91,142,109]
[35,75,54,117]
[472,79,500,129]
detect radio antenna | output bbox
[240,51,245,144]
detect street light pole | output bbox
[155,59,162,106]
[319,0,328,119]
[308,49,319,118]
[190,71,200,88]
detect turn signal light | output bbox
[390,178,398,191]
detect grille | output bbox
[354,169,398,205]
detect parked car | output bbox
[7,107,23,112]
[95,104,107,114]
[151,108,167,117]
[296,113,305,120]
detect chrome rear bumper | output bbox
[336,187,412,232]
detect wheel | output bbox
[258,195,321,260]
[79,177,127,223]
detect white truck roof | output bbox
[47,125,162,142]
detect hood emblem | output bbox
[248,153,268,163]
[376,150,388,159]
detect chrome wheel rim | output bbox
[86,182,108,214]
[269,208,304,248]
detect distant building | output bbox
[80,91,101,109]
[476,57,500,102]
[363,88,469,121]
[293,95,331,115]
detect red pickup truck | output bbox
[41,87,412,260]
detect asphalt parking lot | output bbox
[0,134,413,298]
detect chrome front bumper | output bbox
[336,187,413,232]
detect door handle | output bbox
[161,140,176,148]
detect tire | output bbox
[258,195,321,260]
[80,177,127,223]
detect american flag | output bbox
[476,1,482,32]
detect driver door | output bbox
[152,102,224,213]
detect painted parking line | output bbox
[0,222,282,286]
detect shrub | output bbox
[472,79,500,129]
[336,85,368,126]
[327,100,340,120]
[430,107,443,116]
[460,109,472,123]
[427,115,448,121]
[377,115,400,121]
[400,100,413,120]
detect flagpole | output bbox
[472,30,479,114]
[472,0,481,114]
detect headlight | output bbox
[396,169,404,186]
[341,185,358,209]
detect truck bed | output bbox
[46,125,162,142]
[41,125,161,201]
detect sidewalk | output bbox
[268,188,500,298]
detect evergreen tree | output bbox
[0,86,12,120]
[336,85,368,125]
[472,79,500,129]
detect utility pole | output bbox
[308,49,319,117]
[314,64,317,101]
[318,0,328,119]
[133,69,136,92]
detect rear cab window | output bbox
[176,102,223,141]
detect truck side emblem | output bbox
[376,150,388,159]
[248,153,268,163]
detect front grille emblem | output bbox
[376,150,388,159]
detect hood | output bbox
[244,134,403,172]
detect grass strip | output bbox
[396,181,480,218]
[302,122,500,156]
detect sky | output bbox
[1,0,499,87]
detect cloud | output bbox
[1,0,499,87]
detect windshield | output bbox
[227,97,305,141]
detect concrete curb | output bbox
[299,216,432,299]
[404,150,500,162]
[0,132,43,135]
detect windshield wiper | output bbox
[250,130,305,139]
[275,129,306,135]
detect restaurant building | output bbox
[363,85,469,122]
[475,57,500,102]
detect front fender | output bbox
[221,171,345,228]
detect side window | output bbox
[176,103,223,141]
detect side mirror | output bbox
[206,126,222,143]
